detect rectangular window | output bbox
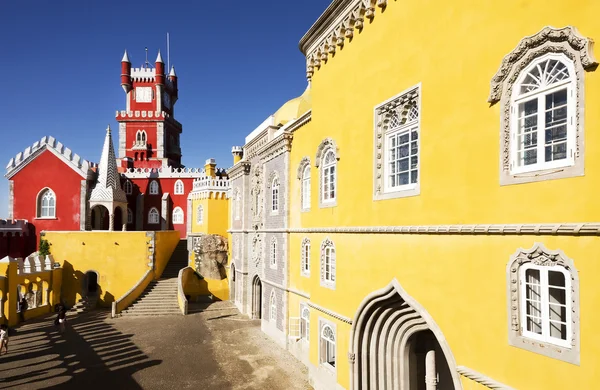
[387,126,419,188]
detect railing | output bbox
[131,140,148,150]
[192,178,230,192]
[17,255,54,275]
[111,269,154,318]
[177,267,189,315]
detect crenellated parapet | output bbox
[0,219,30,236]
[115,110,182,130]
[122,166,206,179]
[16,254,56,275]
[5,136,97,179]
[130,67,156,82]
[299,0,388,81]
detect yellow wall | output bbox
[286,2,600,389]
[191,196,229,237]
[44,231,179,308]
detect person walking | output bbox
[55,306,67,334]
[0,324,9,355]
[18,297,27,323]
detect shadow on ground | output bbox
[0,310,161,390]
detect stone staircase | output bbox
[67,295,98,316]
[120,239,189,317]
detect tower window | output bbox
[148,208,160,225]
[149,180,159,195]
[37,188,56,218]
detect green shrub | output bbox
[39,239,51,256]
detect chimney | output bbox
[231,146,243,165]
[204,158,217,178]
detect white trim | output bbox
[174,179,185,195]
[301,238,311,277]
[172,206,184,225]
[149,180,159,195]
[196,204,204,225]
[36,187,56,218]
[148,207,160,224]
[319,318,337,372]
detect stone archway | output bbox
[349,279,462,390]
[84,271,99,297]
[91,205,109,230]
[252,275,262,320]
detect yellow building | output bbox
[229,1,600,389]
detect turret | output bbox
[169,66,178,100]
[232,146,243,165]
[204,158,217,178]
[155,50,165,85]
[121,50,132,93]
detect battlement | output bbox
[192,177,230,192]
[0,219,30,236]
[16,254,56,275]
[122,166,206,179]
[5,136,97,179]
[131,67,156,82]
[232,146,243,153]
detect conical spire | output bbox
[90,125,127,203]
[156,50,164,64]
[122,49,130,63]
[169,65,177,77]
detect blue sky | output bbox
[0,0,330,218]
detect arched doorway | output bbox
[91,205,109,230]
[350,280,462,390]
[84,271,99,297]
[252,276,262,320]
[230,263,236,302]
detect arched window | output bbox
[234,189,241,221]
[196,205,204,224]
[320,322,336,368]
[270,237,277,268]
[321,150,336,205]
[386,105,419,190]
[124,180,133,195]
[149,180,159,195]
[37,188,56,218]
[320,238,335,289]
[137,131,141,142]
[141,131,146,142]
[302,165,311,210]
[269,291,277,322]
[507,243,580,364]
[301,307,310,341]
[127,208,133,224]
[174,179,184,195]
[301,238,310,277]
[271,177,280,213]
[172,207,184,225]
[510,54,575,174]
[148,208,160,224]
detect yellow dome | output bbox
[273,85,312,126]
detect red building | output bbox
[4,49,222,247]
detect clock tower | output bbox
[116,49,182,169]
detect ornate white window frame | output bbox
[268,171,280,215]
[506,242,580,365]
[149,180,159,195]
[124,180,133,195]
[196,204,204,225]
[36,187,56,219]
[174,179,184,195]
[301,237,311,277]
[373,84,421,200]
[270,290,277,323]
[488,26,597,186]
[316,139,339,208]
[297,157,311,212]
[172,207,184,225]
[320,238,336,290]
[270,236,277,269]
[148,207,160,224]
[300,305,310,342]
[319,317,337,372]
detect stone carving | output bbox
[193,234,229,280]
[315,138,340,168]
[373,86,419,197]
[297,157,311,180]
[250,165,264,229]
[251,234,263,266]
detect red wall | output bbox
[11,150,84,235]
[125,177,193,238]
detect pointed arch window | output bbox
[271,177,280,213]
[196,205,204,225]
[148,207,160,224]
[124,180,133,195]
[172,207,184,225]
[37,188,56,218]
[270,237,277,268]
[174,179,184,195]
[320,321,336,368]
[270,291,277,322]
[320,239,336,289]
[301,238,310,277]
[149,180,159,195]
[127,208,133,224]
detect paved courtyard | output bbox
[0,301,312,389]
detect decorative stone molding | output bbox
[457,366,516,390]
[300,0,389,80]
[250,165,264,229]
[488,26,597,104]
[251,233,263,267]
[373,84,420,200]
[259,132,293,164]
[320,238,336,290]
[306,301,352,324]
[122,166,205,179]
[315,138,340,168]
[301,237,311,277]
[297,157,311,180]
[506,242,580,365]
[5,136,97,179]
[488,26,597,185]
[288,287,310,299]
[286,110,312,134]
